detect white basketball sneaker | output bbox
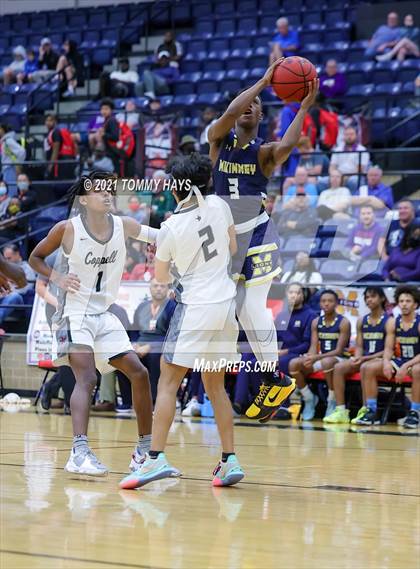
[129,447,146,472]
[65,447,108,477]
[181,398,202,417]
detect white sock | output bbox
[336,404,345,411]
[301,385,313,400]
[137,434,152,456]
[328,390,336,402]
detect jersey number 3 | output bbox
[228,178,239,200]
[198,226,218,262]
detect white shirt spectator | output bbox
[330,143,370,175]
[110,69,139,84]
[280,270,323,285]
[317,186,351,211]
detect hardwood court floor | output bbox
[0,409,419,569]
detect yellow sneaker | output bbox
[246,374,296,422]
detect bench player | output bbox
[325,286,388,424]
[120,153,244,489]
[29,171,158,476]
[208,58,319,421]
[289,290,351,420]
[356,286,420,428]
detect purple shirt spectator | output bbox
[319,60,347,99]
[88,114,105,131]
[382,247,420,281]
[354,182,394,218]
[346,221,384,259]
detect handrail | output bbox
[384,108,420,136]
[0,196,67,232]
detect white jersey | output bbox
[156,194,236,305]
[57,213,126,318]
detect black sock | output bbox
[149,450,162,459]
[222,452,235,463]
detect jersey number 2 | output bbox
[95,271,103,292]
[198,226,218,262]
[228,178,239,200]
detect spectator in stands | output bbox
[350,166,394,217]
[2,244,36,303]
[319,59,347,100]
[0,124,25,196]
[0,180,11,223]
[31,38,59,82]
[283,167,318,208]
[316,170,352,220]
[329,126,370,192]
[382,222,420,282]
[116,99,140,130]
[156,31,183,68]
[275,192,319,236]
[178,135,198,156]
[199,107,218,154]
[270,17,299,62]
[365,12,403,58]
[96,99,121,173]
[1,45,26,85]
[297,136,329,186]
[44,114,77,180]
[57,40,84,98]
[385,199,415,256]
[83,144,114,174]
[127,196,147,224]
[132,279,170,401]
[0,182,22,245]
[416,74,420,97]
[136,52,180,99]
[16,174,37,212]
[280,252,322,285]
[151,170,175,223]
[16,49,39,85]
[99,58,139,99]
[376,14,419,62]
[346,205,386,261]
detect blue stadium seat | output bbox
[92,47,113,66]
[84,30,101,43]
[99,38,117,49]
[49,32,63,46]
[159,95,174,109]
[231,37,251,50]
[172,94,197,108]
[196,92,223,106]
[31,13,48,29]
[195,18,213,36]
[216,19,236,37]
[402,81,414,95]
[67,31,83,44]
[214,1,235,15]
[10,35,27,48]
[202,70,225,82]
[300,30,324,45]
[174,80,195,96]
[253,34,273,49]
[12,15,29,31]
[324,27,350,43]
[192,4,213,19]
[302,11,323,26]
[196,79,219,95]
[372,61,398,84]
[188,39,208,54]
[240,0,258,12]
[284,0,303,10]
[88,10,108,28]
[14,83,37,105]
[347,84,375,97]
[237,17,258,35]
[173,3,190,25]
[248,67,266,80]
[249,54,268,69]
[320,259,359,281]
[260,15,276,32]
[209,38,230,52]
[0,104,10,116]
[108,8,128,26]
[0,85,17,106]
[260,0,279,11]
[324,10,346,27]
[321,41,350,63]
[398,62,420,83]
[283,236,320,257]
[181,59,202,74]
[3,104,27,130]
[374,82,402,97]
[49,12,67,29]
[68,12,87,28]
[0,37,9,50]
[286,13,301,27]
[357,259,385,282]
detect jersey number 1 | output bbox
[95,271,103,292]
[198,226,218,262]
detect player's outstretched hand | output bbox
[300,78,319,111]
[52,272,81,293]
[261,57,285,87]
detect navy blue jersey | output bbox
[275,305,317,354]
[361,313,388,356]
[317,313,344,353]
[213,130,268,225]
[394,314,420,363]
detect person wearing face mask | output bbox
[382,223,420,282]
[127,196,147,224]
[16,174,37,212]
[0,181,11,220]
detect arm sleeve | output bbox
[52,129,62,144]
[291,312,316,354]
[155,225,173,262]
[381,187,394,210]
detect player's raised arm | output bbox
[122,216,159,243]
[261,78,319,175]
[0,253,26,288]
[207,58,284,146]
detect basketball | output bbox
[271,56,317,103]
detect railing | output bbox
[384,108,420,148]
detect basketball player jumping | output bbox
[29,171,158,476]
[208,59,319,421]
[120,153,244,489]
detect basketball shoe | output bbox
[65,447,108,476]
[352,407,380,425]
[323,406,350,424]
[246,373,296,422]
[350,406,368,424]
[119,453,181,490]
[129,447,146,472]
[212,455,244,487]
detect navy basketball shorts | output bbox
[232,219,281,287]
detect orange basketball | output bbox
[271,56,317,103]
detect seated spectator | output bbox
[1,46,26,85]
[385,199,415,256]
[346,205,386,261]
[0,123,26,196]
[57,40,84,98]
[44,114,77,180]
[382,223,420,282]
[156,31,183,68]
[297,136,329,185]
[178,135,198,156]
[2,244,36,304]
[136,52,179,99]
[144,110,174,177]
[99,58,139,99]
[127,196,148,224]
[376,14,419,61]
[329,126,370,192]
[82,144,114,174]
[116,99,140,130]
[31,38,59,82]
[270,17,299,62]
[280,251,323,285]
[16,174,37,212]
[283,167,318,208]
[16,49,39,85]
[316,170,352,220]
[275,192,319,236]
[350,166,394,218]
[319,59,347,100]
[0,182,22,245]
[199,107,218,154]
[365,12,403,58]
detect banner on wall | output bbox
[26,282,151,366]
